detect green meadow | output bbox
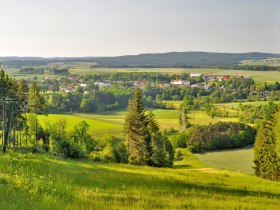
[1,150,280,210]
[196,146,254,174]
[37,107,241,138]
[38,109,182,137]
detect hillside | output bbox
[1,52,280,68]
[1,151,280,210]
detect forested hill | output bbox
[1,52,280,68]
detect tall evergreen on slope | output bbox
[254,106,280,181]
[124,88,152,165]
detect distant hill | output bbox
[1,52,280,68]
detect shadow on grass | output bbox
[40,156,280,200]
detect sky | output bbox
[0,0,279,57]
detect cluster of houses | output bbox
[39,73,251,94]
[169,74,234,90]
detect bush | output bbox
[42,144,50,153]
[57,140,84,159]
[169,129,194,148]
[174,149,183,160]
[89,136,127,163]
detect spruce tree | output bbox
[124,88,152,165]
[254,106,280,181]
[147,111,166,167]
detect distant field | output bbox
[196,146,254,174]
[241,58,280,67]
[6,62,280,83]
[69,66,280,84]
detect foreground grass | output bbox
[0,151,280,209]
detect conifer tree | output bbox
[147,111,166,167]
[254,106,280,181]
[124,88,152,165]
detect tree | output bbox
[124,88,152,165]
[72,121,94,153]
[124,89,174,167]
[147,111,166,167]
[28,81,45,113]
[179,101,190,130]
[254,106,280,181]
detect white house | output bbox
[170,79,190,86]
[190,73,203,78]
[94,82,111,88]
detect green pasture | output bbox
[1,150,280,209]
[38,100,278,136]
[196,146,254,174]
[37,109,182,137]
[37,114,123,137]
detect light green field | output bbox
[196,147,254,174]
[241,58,280,67]
[37,109,182,137]
[37,114,123,137]
[188,111,238,125]
[1,150,280,209]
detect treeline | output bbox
[92,64,279,71]
[169,122,256,152]
[238,101,278,126]
[80,72,190,83]
[19,67,69,75]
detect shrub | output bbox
[57,140,84,159]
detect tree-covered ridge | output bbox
[2,51,279,68]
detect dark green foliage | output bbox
[124,88,152,165]
[187,122,256,152]
[57,139,84,159]
[124,89,174,167]
[254,106,280,181]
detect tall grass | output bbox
[0,151,280,209]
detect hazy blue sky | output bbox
[0,0,279,57]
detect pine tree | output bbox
[254,106,280,181]
[124,88,152,165]
[147,111,166,167]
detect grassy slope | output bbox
[0,151,280,210]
